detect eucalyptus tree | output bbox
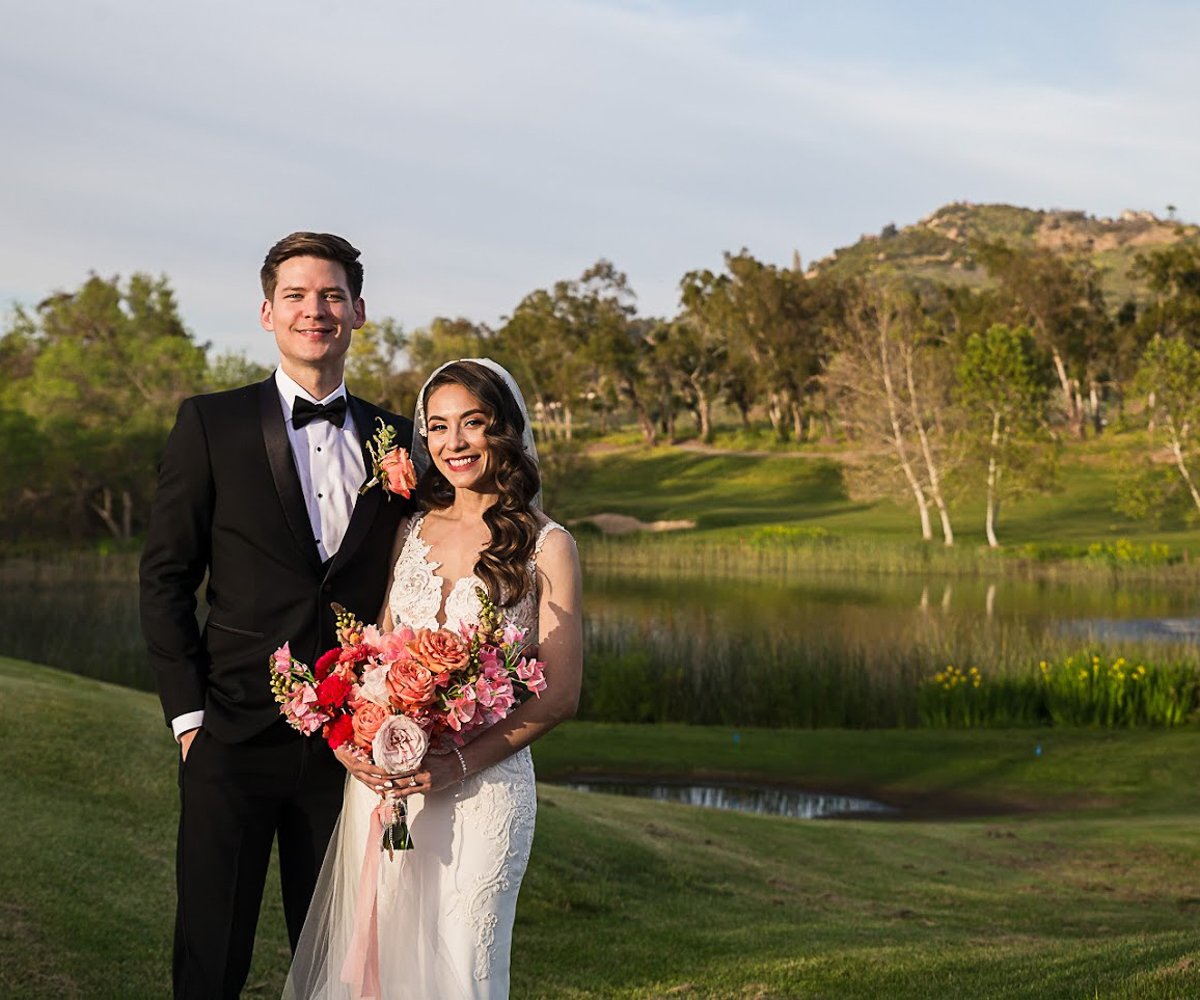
[955,324,1057,547]
[974,242,1113,438]
[721,251,827,442]
[674,269,733,443]
[1129,243,1200,348]
[500,262,636,441]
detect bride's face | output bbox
[425,383,494,492]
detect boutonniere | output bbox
[360,418,417,499]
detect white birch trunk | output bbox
[902,343,954,546]
[879,324,932,540]
[1165,413,1200,514]
[985,411,1003,548]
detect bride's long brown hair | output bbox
[415,362,542,607]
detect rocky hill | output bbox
[807,203,1200,304]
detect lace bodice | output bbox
[387,513,565,637]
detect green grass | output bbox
[551,431,1200,578]
[9,656,1200,999]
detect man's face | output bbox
[260,255,365,377]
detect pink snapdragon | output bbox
[515,657,547,695]
[445,687,478,732]
[272,643,293,675]
[285,683,328,735]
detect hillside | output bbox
[807,202,1200,305]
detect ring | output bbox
[409,777,418,787]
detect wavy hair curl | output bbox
[415,362,541,606]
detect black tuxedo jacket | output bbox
[140,377,413,742]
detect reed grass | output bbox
[576,531,1200,583]
[6,549,1200,731]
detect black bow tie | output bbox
[292,396,348,429]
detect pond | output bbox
[556,777,897,819]
[1,557,1197,727]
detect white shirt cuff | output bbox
[171,711,205,742]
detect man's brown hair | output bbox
[260,232,364,301]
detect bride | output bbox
[284,359,582,999]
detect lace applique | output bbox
[386,516,444,631]
[387,515,565,981]
[449,749,537,981]
[389,516,566,635]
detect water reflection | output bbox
[560,778,897,819]
[1060,617,1200,641]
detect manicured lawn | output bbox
[556,431,1200,552]
[7,657,1200,998]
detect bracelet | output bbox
[452,746,468,781]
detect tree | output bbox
[955,324,1057,547]
[6,272,206,541]
[672,269,734,443]
[721,252,827,442]
[205,351,272,392]
[976,242,1113,438]
[344,317,412,413]
[825,279,957,544]
[1131,334,1200,517]
[1130,243,1200,348]
[501,282,591,442]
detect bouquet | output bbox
[269,591,546,855]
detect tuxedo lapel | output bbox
[327,395,385,577]
[259,379,322,573]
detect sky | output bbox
[2,0,1198,362]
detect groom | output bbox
[140,232,413,999]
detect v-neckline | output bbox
[412,513,479,630]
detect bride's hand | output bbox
[394,753,461,798]
[334,745,405,794]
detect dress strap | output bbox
[532,520,566,560]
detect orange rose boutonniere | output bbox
[360,418,417,499]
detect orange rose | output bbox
[379,448,418,498]
[351,701,389,749]
[409,628,469,674]
[386,659,437,711]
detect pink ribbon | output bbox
[340,798,393,999]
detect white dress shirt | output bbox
[172,370,368,741]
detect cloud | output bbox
[1,0,1196,361]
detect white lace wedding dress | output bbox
[283,514,566,1000]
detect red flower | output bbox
[313,648,341,681]
[339,645,370,665]
[315,673,353,710]
[324,714,354,751]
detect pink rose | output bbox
[375,627,415,662]
[372,715,429,773]
[352,701,389,749]
[379,448,418,498]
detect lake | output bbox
[2,556,1196,726]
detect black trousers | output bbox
[174,721,344,1000]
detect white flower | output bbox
[358,663,392,708]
